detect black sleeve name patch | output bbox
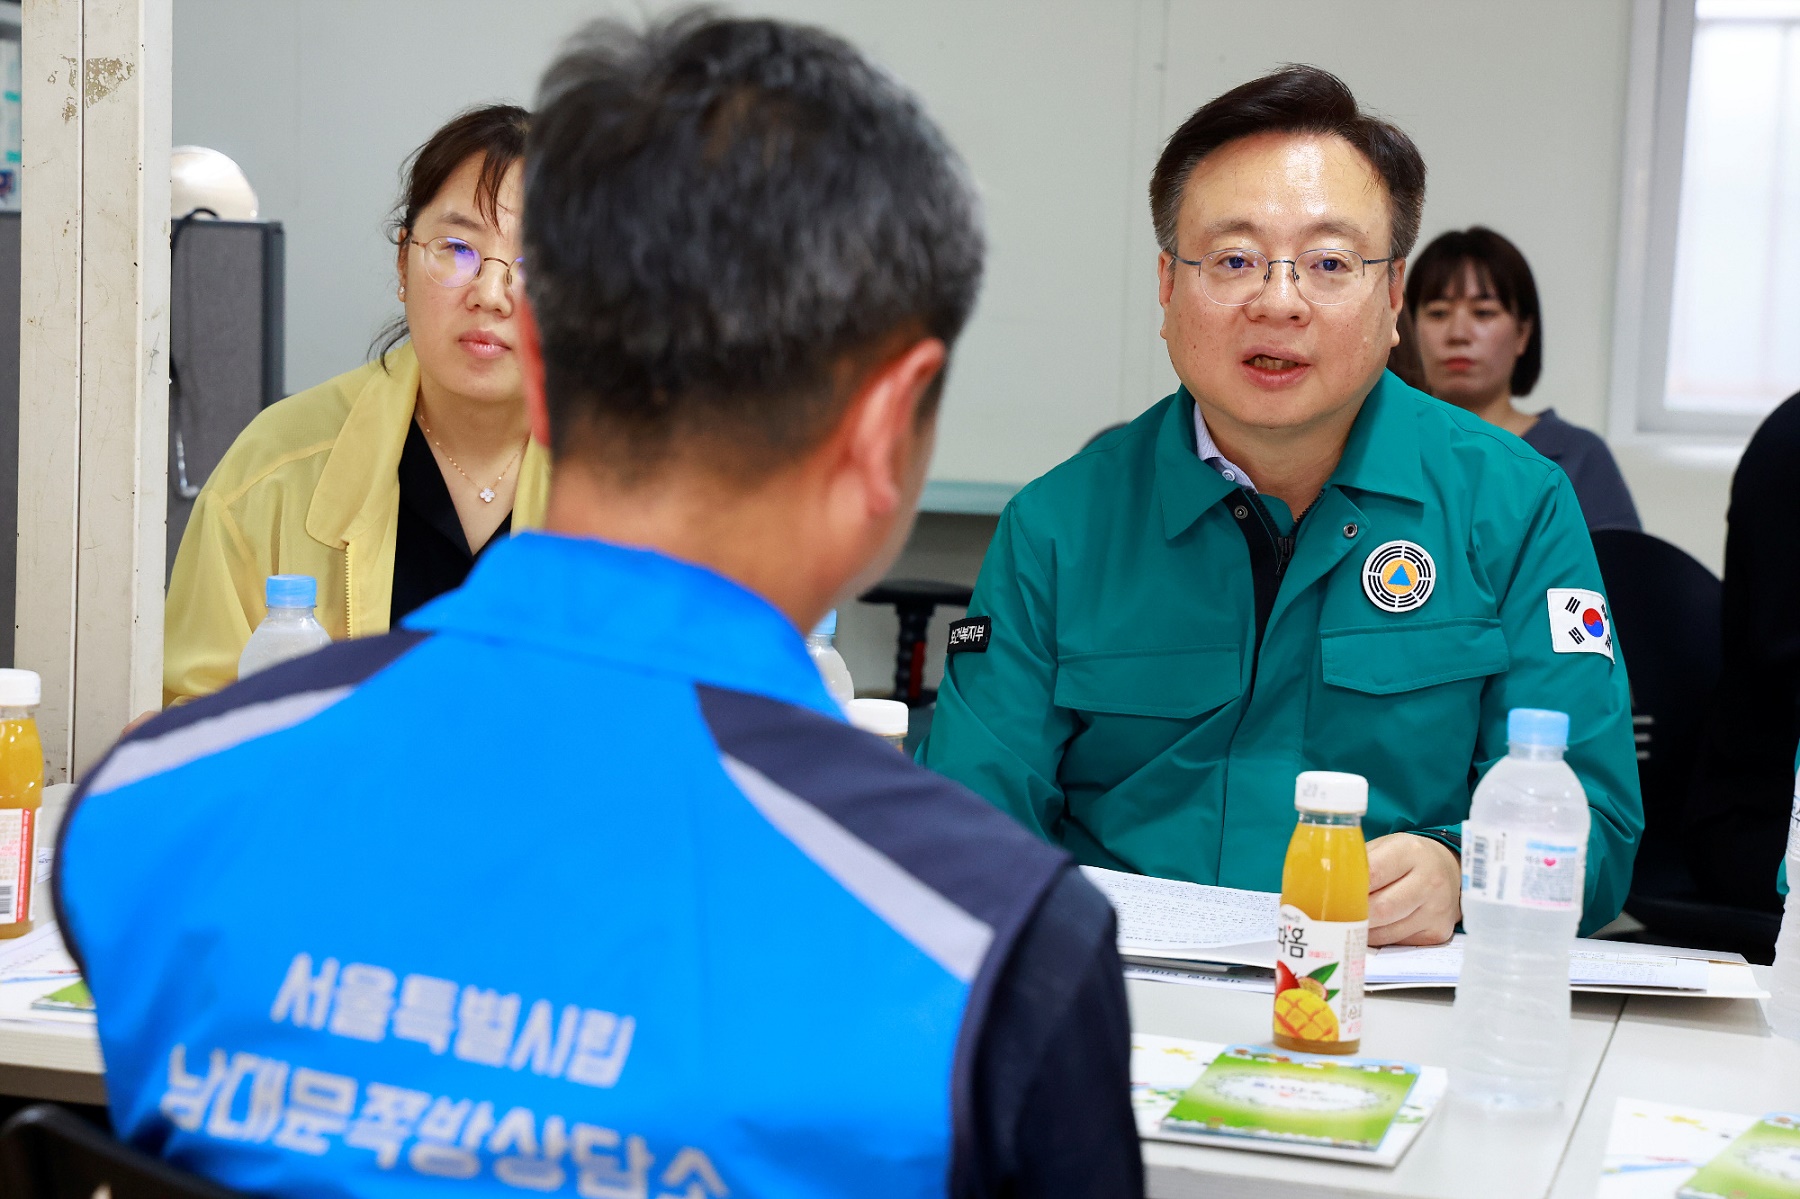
[946,616,992,655]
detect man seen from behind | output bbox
[56,14,1142,1199]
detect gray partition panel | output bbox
[168,217,285,570]
[0,213,283,668]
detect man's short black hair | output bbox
[1150,65,1426,264]
[525,10,984,480]
[1406,226,1543,396]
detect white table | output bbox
[1129,978,1625,1199]
[0,783,105,1106]
[0,959,1784,1193]
[0,1004,102,1104]
[1547,968,1792,1197]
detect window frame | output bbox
[1611,0,1800,441]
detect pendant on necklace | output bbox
[478,487,496,504]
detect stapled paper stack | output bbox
[1085,866,1769,999]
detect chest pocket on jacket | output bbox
[1054,645,1243,718]
[1320,617,1510,695]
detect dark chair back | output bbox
[0,1104,239,1199]
[1591,529,1781,958]
[1591,529,1722,888]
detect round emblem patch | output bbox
[1362,540,1435,613]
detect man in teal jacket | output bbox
[920,66,1642,942]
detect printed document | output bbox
[1081,866,1276,952]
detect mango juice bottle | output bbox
[1273,771,1369,1055]
[0,670,41,939]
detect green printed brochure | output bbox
[29,980,93,1013]
[1680,1113,1800,1199]
[1161,1044,1420,1150]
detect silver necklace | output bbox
[416,415,525,504]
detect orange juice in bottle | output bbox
[1273,771,1369,1055]
[0,670,41,939]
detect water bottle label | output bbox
[1274,906,1366,1046]
[1462,821,1584,910]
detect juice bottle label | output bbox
[0,807,32,923]
[1462,820,1584,910]
[1274,905,1365,1046]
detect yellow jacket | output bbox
[164,344,550,704]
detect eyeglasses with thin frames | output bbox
[1170,247,1394,307]
[409,236,525,293]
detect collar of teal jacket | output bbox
[1157,369,1428,541]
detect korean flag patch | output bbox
[1547,588,1614,662]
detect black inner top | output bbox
[1226,488,1311,672]
[390,419,513,625]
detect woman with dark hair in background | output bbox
[163,104,546,704]
[1387,305,1427,391]
[1407,226,1640,531]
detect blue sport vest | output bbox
[59,533,1066,1198]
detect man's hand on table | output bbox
[1367,833,1461,947]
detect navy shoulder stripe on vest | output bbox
[57,630,433,980]
[696,684,1068,939]
[83,629,431,798]
[696,684,1072,1198]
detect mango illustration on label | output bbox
[1273,906,1366,1050]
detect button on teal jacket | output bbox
[920,373,1644,935]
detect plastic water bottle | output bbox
[1767,770,1800,1040]
[1451,708,1591,1111]
[806,610,854,710]
[238,575,332,679]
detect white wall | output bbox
[173,0,1738,681]
[173,0,1163,488]
[172,2,569,388]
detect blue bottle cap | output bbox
[812,609,837,638]
[266,574,317,609]
[1507,708,1570,750]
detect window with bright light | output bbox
[1665,0,1800,418]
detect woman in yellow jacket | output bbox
[164,105,549,704]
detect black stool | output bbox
[858,579,973,706]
